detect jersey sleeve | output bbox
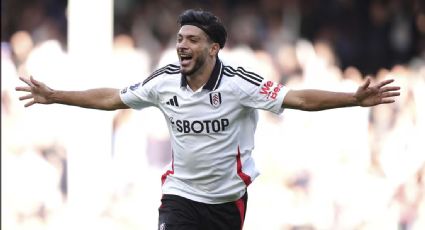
[233,76,289,115]
[119,79,158,110]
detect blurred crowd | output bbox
[2,0,425,230]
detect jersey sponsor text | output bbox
[170,117,229,134]
[260,81,283,100]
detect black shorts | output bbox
[158,192,248,230]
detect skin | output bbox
[283,78,400,111]
[177,25,220,91]
[15,26,400,111]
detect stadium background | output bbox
[2,0,425,229]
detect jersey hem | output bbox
[161,189,247,204]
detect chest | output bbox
[157,88,245,135]
[160,87,241,116]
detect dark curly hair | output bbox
[177,9,227,49]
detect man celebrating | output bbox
[16,9,400,230]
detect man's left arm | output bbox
[282,78,400,111]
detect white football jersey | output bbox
[119,58,288,204]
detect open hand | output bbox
[15,76,54,107]
[354,77,400,107]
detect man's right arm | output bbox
[16,76,129,110]
[49,88,129,110]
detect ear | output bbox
[209,43,220,56]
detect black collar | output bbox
[180,58,224,91]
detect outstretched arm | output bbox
[15,76,129,110]
[282,78,400,111]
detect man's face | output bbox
[176,25,212,76]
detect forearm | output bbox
[51,88,127,110]
[284,89,358,111]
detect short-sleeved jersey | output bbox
[119,58,288,204]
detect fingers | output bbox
[30,75,40,87]
[19,76,33,86]
[361,77,371,90]
[18,75,41,87]
[380,99,395,104]
[381,91,400,98]
[376,79,395,88]
[19,94,33,100]
[16,76,46,107]
[380,86,401,92]
[15,86,32,92]
[24,100,35,107]
[379,85,400,101]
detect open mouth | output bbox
[179,54,193,66]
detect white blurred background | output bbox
[2,0,425,229]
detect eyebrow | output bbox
[177,34,201,39]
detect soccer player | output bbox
[16,9,400,230]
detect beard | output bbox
[181,54,206,76]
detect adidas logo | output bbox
[166,96,179,107]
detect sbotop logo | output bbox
[169,117,230,134]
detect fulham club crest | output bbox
[209,92,222,108]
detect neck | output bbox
[186,56,216,91]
